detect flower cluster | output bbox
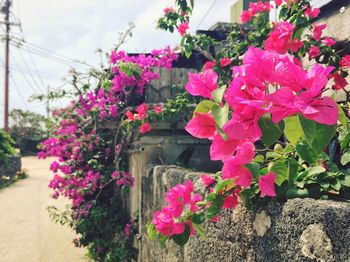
[151,0,350,246]
[110,46,178,95]
[40,46,178,260]
[240,1,271,24]
[152,180,201,236]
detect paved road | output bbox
[0,156,86,262]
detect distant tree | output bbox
[0,129,15,164]
[9,109,47,153]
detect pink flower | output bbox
[178,21,189,36]
[219,57,231,67]
[203,61,216,71]
[222,194,238,209]
[322,37,336,46]
[264,21,295,54]
[139,122,152,134]
[223,105,265,141]
[164,7,175,15]
[340,55,350,69]
[267,87,338,125]
[304,7,320,18]
[50,161,60,173]
[258,172,276,197]
[152,211,174,236]
[124,223,132,237]
[185,112,216,139]
[312,23,326,41]
[136,103,148,119]
[185,69,218,99]
[109,105,118,117]
[211,215,220,223]
[210,134,240,161]
[308,46,321,59]
[201,174,216,187]
[240,10,253,23]
[331,73,348,90]
[153,105,163,114]
[221,142,255,187]
[288,39,303,53]
[275,0,283,6]
[172,223,185,234]
[126,111,135,121]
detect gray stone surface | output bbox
[0,154,21,178]
[136,165,350,262]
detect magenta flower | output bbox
[240,10,252,23]
[139,122,152,134]
[264,21,295,54]
[136,103,148,120]
[201,174,216,187]
[312,23,326,41]
[219,57,231,67]
[304,7,320,19]
[322,37,336,46]
[340,55,350,69]
[210,134,240,161]
[331,73,348,90]
[185,69,218,99]
[185,112,216,139]
[258,172,276,197]
[153,105,163,115]
[178,21,189,36]
[308,46,321,59]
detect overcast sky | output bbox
[0,0,234,128]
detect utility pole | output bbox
[2,0,11,132]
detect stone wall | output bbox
[135,165,350,262]
[0,155,22,178]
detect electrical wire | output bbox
[9,51,45,94]
[9,73,30,110]
[196,0,219,30]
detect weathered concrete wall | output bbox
[136,165,350,262]
[146,68,194,104]
[0,155,21,178]
[127,126,222,256]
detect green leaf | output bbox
[211,86,226,104]
[287,159,299,186]
[296,140,318,164]
[191,213,205,224]
[254,155,265,163]
[284,115,304,145]
[193,100,215,115]
[147,222,157,240]
[245,162,260,179]
[299,115,336,153]
[308,166,326,176]
[338,104,348,130]
[211,103,229,128]
[172,224,190,246]
[192,223,208,240]
[341,151,350,166]
[258,114,284,147]
[268,160,288,186]
[286,187,309,198]
[340,132,350,149]
[339,175,350,187]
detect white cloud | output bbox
[0,0,234,127]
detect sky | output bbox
[0,0,235,128]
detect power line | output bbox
[196,0,219,30]
[9,73,30,110]
[10,41,76,68]
[16,46,46,93]
[9,51,45,94]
